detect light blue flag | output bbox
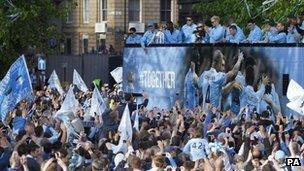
[0,55,33,123]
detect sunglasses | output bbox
[187,19,192,21]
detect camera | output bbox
[50,153,55,158]
[49,152,58,162]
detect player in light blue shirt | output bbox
[265,22,287,43]
[300,14,304,39]
[260,21,277,43]
[300,20,304,42]
[225,18,245,40]
[287,15,302,43]
[140,23,157,48]
[226,25,245,43]
[222,57,257,114]
[182,17,197,43]
[240,66,269,112]
[125,27,142,44]
[243,19,263,43]
[164,21,182,44]
[208,16,225,43]
[287,25,302,43]
[196,50,244,111]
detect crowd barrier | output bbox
[123,43,304,114]
[46,54,110,86]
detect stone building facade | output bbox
[62,0,179,55]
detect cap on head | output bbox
[274,150,286,162]
[114,153,126,167]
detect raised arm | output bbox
[226,52,244,83]
[60,122,67,144]
[269,32,286,42]
[140,32,148,48]
[263,94,280,115]
[222,81,242,95]
[137,93,149,109]
[255,76,269,101]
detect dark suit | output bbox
[0,147,12,171]
[26,157,41,171]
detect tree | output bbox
[0,0,76,77]
[194,0,304,28]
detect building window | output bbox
[129,0,140,22]
[66,11,73,23]
[82,34,89,54]
[101,0,107,21]
[83,0,90,23]
[160,0,171,22]
[83,38,89,54]
[66,2,73,23]
[66,38,72,55]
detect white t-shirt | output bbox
[183,138,209,161]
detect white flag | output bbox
[118,105,132,142]
[73,69,88,92]
[55,86,79,128]
[286,80,304,115]
[112,105,132,154]
[48,70,64,95]
[133,110,139,132]
[110,67,123,83]
[58,86,79,114]
[90,86,107,116]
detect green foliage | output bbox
[0,0,76,78]
[194,0,304,28]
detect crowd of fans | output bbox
[0,48,304,171]
[126,14,304,46]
